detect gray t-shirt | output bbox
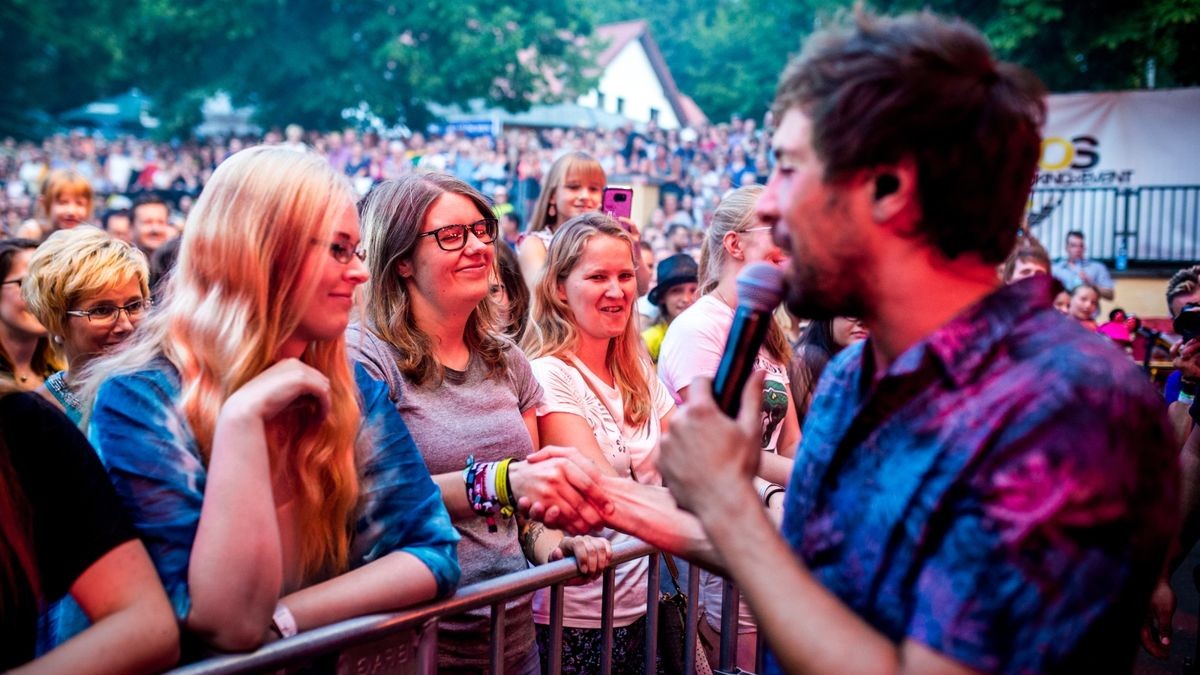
[346,323,544,673]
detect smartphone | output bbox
[602,186,634,222]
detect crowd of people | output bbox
[0,112,776,258]
[1,8,1197,675]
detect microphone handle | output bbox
[712,307,772,418]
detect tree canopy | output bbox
[587,0,1200,124]
[3,0,1198,138]
[2,0,597,138]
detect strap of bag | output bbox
[566,355,690,599]
[662,552,685,597]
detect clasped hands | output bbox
[518,372,767,534]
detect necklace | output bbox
[713,288,734,309]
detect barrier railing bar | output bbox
[685,564,700,675]
[719,580,739,670]
[644,552,660,673]
[600,567,616,675]
[548,582,565,675]
[417,619,437,675]
[172,540,656,674]
[489,601,506,675]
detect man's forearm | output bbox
[698,482,900,673]
[598,475,724,571]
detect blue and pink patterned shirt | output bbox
[772,275,1178,673]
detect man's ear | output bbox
[870,158,920,234]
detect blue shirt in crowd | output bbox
[772,275,1177,673]
[52,358,459,656]
[1052,257,1113,293]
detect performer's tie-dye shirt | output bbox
[771,275,1178,673]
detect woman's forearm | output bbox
[16,541,179,675]
[186,411,283,651]
[280,552,439,631]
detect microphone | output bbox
[712,262,787,417]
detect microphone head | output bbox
[735,262,787,313]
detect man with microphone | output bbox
[527,9,1177,673]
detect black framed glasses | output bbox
[1,277,23,288]
[417,218,498,251]
[66,299,151,324]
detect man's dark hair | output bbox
[1066,230,1085,241]
[1167,265,1200,316]
[773,10,1045,264]
[102,208,130,229]
[131,193,169,221]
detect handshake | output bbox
[510,446,617,535]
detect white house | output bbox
[576,20,707,130]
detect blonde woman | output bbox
[24,226,150,423]
[350,173,611,674]
[38,169,95,233]
[68,147,459,659]
[522,212,676,673]
[657,184,800,669]
[516,151,606,289]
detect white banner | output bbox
[1037,87,1200,188]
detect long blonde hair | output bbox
[523,212,651,427]
[697,185,791,364]
[527,152,606,234]
[359,173,509,387]
[79,147,362,580]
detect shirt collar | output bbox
[919,275,1054,388]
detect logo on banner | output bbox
[1036,135,1134,187]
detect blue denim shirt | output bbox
[52,359,459,651]
[769,276,1177,673]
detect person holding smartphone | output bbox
[518,152,646,295]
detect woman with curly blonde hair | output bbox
[69,147,459,659]
[23,226,150,422]
[522,212,676,673]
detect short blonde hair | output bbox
[24,226,150,338]
[37,169,94,221]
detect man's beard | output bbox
[783,260,866,321]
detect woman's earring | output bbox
[52,335,64,344]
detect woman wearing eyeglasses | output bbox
[0,238,64,391]
[349,173,612,674]
[656,184,800,670]
[23,226,150,423]
[67,147,459,659]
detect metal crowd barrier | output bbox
[170,539,760,675]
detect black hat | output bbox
[648,254,699,305]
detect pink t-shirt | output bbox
[657,293,794,632]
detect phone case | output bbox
[602,187,634,220]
